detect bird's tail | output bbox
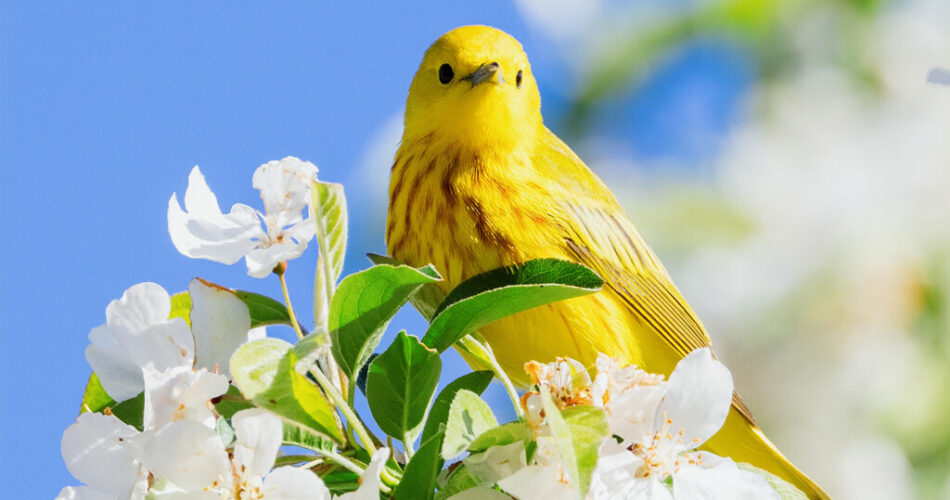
[704,406,830,500]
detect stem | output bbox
[402,433,415,460]
[277,264,305,340]
[309,365,377,455]
[318,449,365,476]
[344,382,358,447]
[458,335,524,419]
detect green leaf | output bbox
[230,338,343,443]
[80,373,117,414]
[213,385,254,419]
[422,259,603,352]
[441,390,498,460]
[273,454,318,467]
[541,391,608,500]
[467,421,533,453]
[282,421,335,454]
[368,254,447,321]
[233,290,292,328]
[421,371,494,446]
[737,463,809,500]
[312,181,348,328]
[390,371,494,500]
[394,432,442,500]
[112,392,145,431]
[355,353,380,395]
[169,291,192,325]
[366,331,441,443]
[330,264,440,381]
[322,469,361,496]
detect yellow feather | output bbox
[387,25,828,499]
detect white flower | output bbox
[168,157,319,278]
[59,412,149,499]
[497,349,779,499]
[85,283,194,401]
[525,357,593,408]
[188,277,267,378]
[588,348,778,500]
[135,409,331,499]
[591,354,668,444]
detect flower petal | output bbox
[136,420,231,491]
[672,458,779,500]
[232,409,284,478]
[118,318,194,373]
[588,444,674,500]
[188,278,254,378]
[252,157,318,216]
[261,467,332,500]
[592,355,667,444]
[497,465,576,500]
[244,241,307,278]
[143,366,228,430]
[338,447,390,500]
[55,486,118,500]
[182,165,224,216]
[61,413,141,494]
[85,327,145,402]
[658,348,733,451]
[168,167,262,265]
[104,282,171,333]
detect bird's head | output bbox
[403,25,543,151]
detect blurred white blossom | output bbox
[168,156,318,278]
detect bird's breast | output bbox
[386,138,566,292]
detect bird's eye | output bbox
[516,70,523,88]
[439,64,454,84]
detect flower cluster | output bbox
[59,279,389,499]
[456,350,780,500]
[59,158,389,499]
[59,157,796,500]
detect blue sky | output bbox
[1,2,751,496]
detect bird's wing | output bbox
[559,200,756,423]
[539,130,754,422]
[559,202,713,357]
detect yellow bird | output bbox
[386,25,828,499]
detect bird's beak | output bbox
[462,62,505,87]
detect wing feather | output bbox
[561,205,755,422]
